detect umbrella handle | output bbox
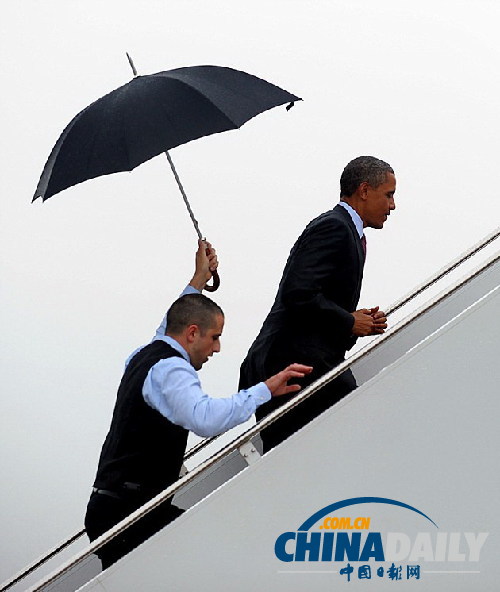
[201,239,220,292]
[204,269,220,292]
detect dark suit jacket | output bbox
[239,204,365,390]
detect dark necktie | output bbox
[361,234,367,257]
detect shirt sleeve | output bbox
[143,357,271,437]
[153,285,201,339]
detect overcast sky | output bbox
[1,0,500,582]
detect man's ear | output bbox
[358,181,370,200]
[185,324,200,344]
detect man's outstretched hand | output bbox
[265,363,313,397]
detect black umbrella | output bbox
[33,58,301,290]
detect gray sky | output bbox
[2,0,500,581]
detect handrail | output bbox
[184,434,218,461]
[385,227,499,316]
[3,228,498,592]
[0,531,84,592]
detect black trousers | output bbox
[84,491,183,569]
[255,367,356,452]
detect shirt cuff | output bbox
[182,284,201,295]
[251,381,272,404]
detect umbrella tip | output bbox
[126,52,138,77]
[32,189,48,203]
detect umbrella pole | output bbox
[164,151,220,291]
[125,53,219,292]
[164,151,202,241]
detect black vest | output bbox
[93,340,189,494]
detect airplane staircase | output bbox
[2,228,499,592]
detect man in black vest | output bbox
[85,241,311,569]
[239,156,396,451]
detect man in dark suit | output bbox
[239,156,396,451]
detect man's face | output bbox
[363,172,396,229]
[189,313,224,370]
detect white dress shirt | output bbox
[126,286,271,438]
[338,201,364,239]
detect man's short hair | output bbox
[340,156,394,198]
[166,293,224,335]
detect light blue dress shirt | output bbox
[338,201,364,239]
[127,286,271,438]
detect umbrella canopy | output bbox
[33,65,301,202]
